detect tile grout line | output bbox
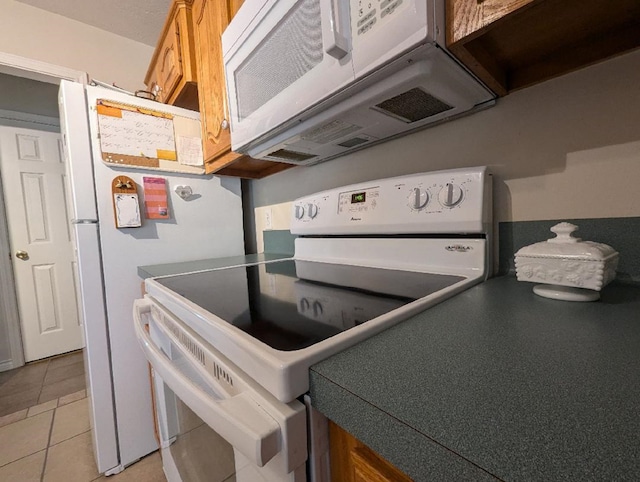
[0,353,89,478]
[47,427,91,449]
[42,430,96,481]
[38,359,87,404]
[0,449,47,469]
[1,354,82,416]
[0,407,28,425]
[39,397,58,482]
[0,360,45,417]
[36,359,51,406]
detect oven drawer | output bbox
[133,299,307,481]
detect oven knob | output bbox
[438,183,463,207]
[408,188,429,210]
[307,203,319,219]
[294,204,305,219]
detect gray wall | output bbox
[0,176,16,367]
[246,49,640,253]
[0,307,10,366]
[0,73,59,117]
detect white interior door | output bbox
[0,126,83,362]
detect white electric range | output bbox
[134,166,492,482]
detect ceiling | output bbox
[15,0,172,47]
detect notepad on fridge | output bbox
[143,177,169,219]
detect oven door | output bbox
[223,0,355,154]
[133,299,307,482]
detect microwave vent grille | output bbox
[301,120,362,144]
[337,137,371,148]
[235,0,323,119]
[372,87,453,123]
[266,149,318,163]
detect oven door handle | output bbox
[133,299,281,467]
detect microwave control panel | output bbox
[352,0,408,36]
[290,167,491,235]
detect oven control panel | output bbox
[291,166,491,235]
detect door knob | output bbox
[15,250,29,260]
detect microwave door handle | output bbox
[320,0,349,59]
[133,299,281,467]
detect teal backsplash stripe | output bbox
[499,217,640,284]
[265,219,639,284]
[263,229,296,256]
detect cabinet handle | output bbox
[221,119,229,130]
[134,90,157,101]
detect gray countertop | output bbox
[310,276,640,481]
[137,253,291,279]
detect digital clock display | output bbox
[351,192,366,204]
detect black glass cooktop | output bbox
[156,260,463,352]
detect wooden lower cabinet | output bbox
[329,421,413,482]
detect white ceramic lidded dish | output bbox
[514,222,619,301]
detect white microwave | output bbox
[223,0,495,166]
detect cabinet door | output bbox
[190,0,294,178]
[155,14,183,102]
[192,0,240,169]
[329,421,412,482]
[228,0,244,18]
[145,1,198,108]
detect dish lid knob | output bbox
[548,222,581,244]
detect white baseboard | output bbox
[0,359,22,372]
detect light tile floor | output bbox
[0,354,167,481]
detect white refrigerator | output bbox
[58,80,245,475]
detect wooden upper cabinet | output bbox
[448,0,534,42]
[446,0,640,96]
[191,0,293,178]
[145,0,293,178]
[191,0,231,165]
[145,0,198,109]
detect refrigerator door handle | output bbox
[133,299,281,468]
